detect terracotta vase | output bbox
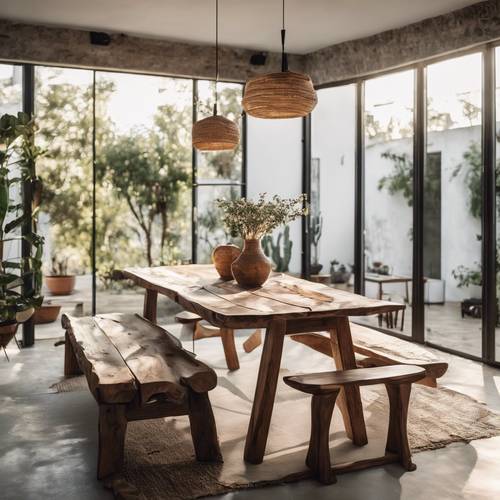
[45,275,76,295]
[231,238,272,288]
[212,244,241,281]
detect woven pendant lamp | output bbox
[242,0,317,119]
[192,0,240,151]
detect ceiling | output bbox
[0,0,482,54]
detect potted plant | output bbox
[45,254,76,295]
[217,193,306,288]
[310,213,323,274]
[330,260,352,284]
[0,112,45,354]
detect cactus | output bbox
[262,225,293,272]
[311,213,323,265]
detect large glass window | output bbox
[35,67,94,325]
[310,85,355,287]
[95,72,192,314]
[360,70,415,335]
[195,80,244,263]
[425,53,483,356]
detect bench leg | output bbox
[220,327,239,371]
[306,392,339,485]
[188,391,223,462]
[98,404,128,479]
[143,289,158,323]
[385,382,416,471]
[64,331,82,376]
[243,329,262,353]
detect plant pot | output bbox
[331,271,352,284]
[310,263,323,275]
[212,244,241,281]
[45,275,76,296]
[231,238,272,288]
[33,304,62,324]
[0,321,18,349]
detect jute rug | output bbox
[52,331,500,500]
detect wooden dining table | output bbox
[123,264,405,464]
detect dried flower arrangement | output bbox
[216,193,307,240]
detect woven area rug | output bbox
[52,331,500,500]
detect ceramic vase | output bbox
[231,238,272,288]
[212,244,241,281]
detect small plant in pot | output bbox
[0,112,45,356]
[330,260,353,284]
[216,193,307,288]
[45,254,76,295]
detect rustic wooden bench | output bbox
[284,364,426,484]
[174,311,262,370]
[62,312,222,479]
[290,322,448,387]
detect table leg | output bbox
[143,289,158,323]
[220,327,240,371]
[328,317,368,446]
[378,283,383,327]
[244,319,286,464]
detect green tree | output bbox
[96,102,191,266]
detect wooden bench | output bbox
[174,311,262,371]
[284,364,426,484]
[290,322,448,387]
[62,312,222,479]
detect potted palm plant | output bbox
[0,113,45,354]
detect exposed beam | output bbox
[0,18,306,83]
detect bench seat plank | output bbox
[94,313,217,406]
[284,365,426,395]
[290,322,448,385]
[62,315,137,404]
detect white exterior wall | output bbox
[365,126,482,302]
[246,116,303,274]
[311,86,356,272]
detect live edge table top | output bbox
[123,265,404,329]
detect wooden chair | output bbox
[62,313,222,479]
[174,311,262,371]
[290,322,448,387]
[284,364,425,484]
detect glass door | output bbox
[361,70,415,336]
[425,53,483,356]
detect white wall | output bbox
[364,126,482,302]
[311,85,356,272]
[247,116,303,274]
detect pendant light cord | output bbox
[213,0,219,115]
[281,0,288,72]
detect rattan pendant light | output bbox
[242,0,317,119]
[192,0,240,151]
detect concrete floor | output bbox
[1,316,499,500]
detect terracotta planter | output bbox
[0,322,18,349]
[212,244,241,280]
[231,238,272,288]
[45,275,76,296]
[33,304,62,324]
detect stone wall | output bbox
[0,19,305,82]
[307,0,500,85]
